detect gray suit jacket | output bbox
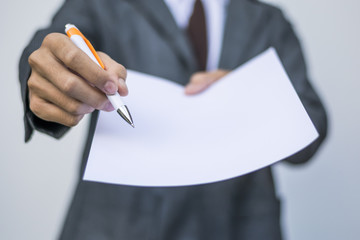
[19,0,327,239]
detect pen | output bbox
[65,23,134,128]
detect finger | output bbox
[42,33,119,95]
[29,93,85,127]
[98,52,128,96]
[30,47,112,111]
[185,70,229,95]
[28,72,101,115]
[185,72,213,95]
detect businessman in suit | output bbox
[19,0,327,239]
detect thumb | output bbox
[185,72,214,95]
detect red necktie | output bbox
[187,0,208,71]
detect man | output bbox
[19,0,327,239]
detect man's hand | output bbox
[28,33,128,127]
[185,69,229,95]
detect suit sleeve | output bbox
[269,9,328,164]
[19,0,98,142]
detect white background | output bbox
[1,0,359,239]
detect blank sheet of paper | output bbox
[84,48,318,187]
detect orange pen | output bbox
[65,23,134,127]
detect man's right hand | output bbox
[27,33,128,127]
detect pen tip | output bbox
[117,108,134,128]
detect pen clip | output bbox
[65,25,105,69]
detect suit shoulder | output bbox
[245,0,287,21]
[245,0,292,31]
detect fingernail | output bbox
[104,81,117,94]
[104,101,115,112]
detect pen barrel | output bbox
[69,35,101,68]
[107,93,125,108]
[65,23,134,127]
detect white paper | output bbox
[84,48,319,187]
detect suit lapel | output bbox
[219,0,251,70]
[128,0,197,72]
[127,0,260,73]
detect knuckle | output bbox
[66,115,83,127]
[42,33,60,47]
[43,33,55,45]
[29,98,43,117]
[63,49,80,67]
[27,76,36,90]
[28,50,41,68]
[62,77,77,94]
[29,99,36,113]
[67,102,82,115]
[27,73,42,91]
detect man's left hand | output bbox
[185,69,229,95]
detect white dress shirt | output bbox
[164,0,230,71]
